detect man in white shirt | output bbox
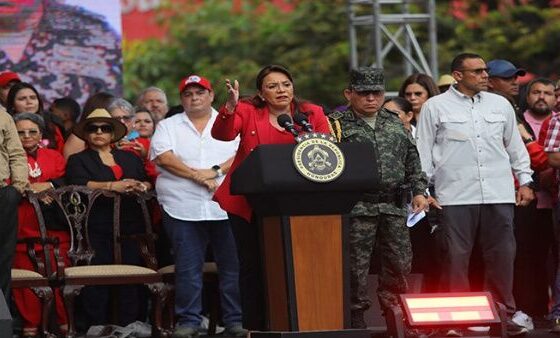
[416,53,534,337]
[150,75,246,338]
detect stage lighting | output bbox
[386,292,506,338]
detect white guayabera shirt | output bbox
[415,85,533,206]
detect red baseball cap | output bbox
[178,75,212,93]
[0,71,21,87]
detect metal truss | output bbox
[347,0,438,80]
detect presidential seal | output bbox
[293,134,345,183]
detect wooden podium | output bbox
[231,143,378,337]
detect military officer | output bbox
[329,67,428,329]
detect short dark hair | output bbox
[398,73,440,99]
[51,97,81,122]
[526,78,555,95]
[255,64,293,90]
[246,64,297,108]
[384,96,413,113]
[135,106,156,125]
[450,53,483,72]
[82,92,116,119]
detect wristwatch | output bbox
[212,165,224,177]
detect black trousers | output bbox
[513,201,553,317]
[439,204,516,314]
[228,213,266,331]
[0,186,21,303]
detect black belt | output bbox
[362,192,400,205]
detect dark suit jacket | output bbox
[66,148,148,234]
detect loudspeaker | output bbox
[0,290,12,337]
[250,329,371,338]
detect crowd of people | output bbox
[0,52,560,338]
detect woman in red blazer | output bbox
[211,64,329,330]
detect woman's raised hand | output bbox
[225,79,239,114]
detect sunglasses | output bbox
[458,68,489,75]
[85,124,114,134]
[17,129,40,137]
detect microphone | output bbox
[293,112,313,132]
[277,114,300,137]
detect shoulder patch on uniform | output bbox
[329,111,345,120]
[381,107,399,118]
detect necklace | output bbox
[28,161,42,178]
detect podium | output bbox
[231,143,378,336]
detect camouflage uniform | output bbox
[329,68,427,328]
[0,3,122,106]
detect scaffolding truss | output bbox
[347,0,438,80]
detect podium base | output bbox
[250,329,371,338]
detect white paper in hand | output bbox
[407,210,426,227]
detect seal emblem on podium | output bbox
[292,133,345,183]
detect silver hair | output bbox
[107,98,134,116]
[136,87,168,106]
[13,112,46,133]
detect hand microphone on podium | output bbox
[277,114,300,137]
[293,112,314,132]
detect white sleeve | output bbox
[415,100,437,183]
[149,120,173,161]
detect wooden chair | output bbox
[11,191,63,338]
[39,186,168,338]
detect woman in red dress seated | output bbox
[12,113,70,337]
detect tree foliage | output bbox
[437,5,560,77]
[124,0,350,109]
[123,1,560,109]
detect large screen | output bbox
[0,0,122,106]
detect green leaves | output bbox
[124,0,350,109]
[439,5,560,77]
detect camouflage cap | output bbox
[349,67,385,92]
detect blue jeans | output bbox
[163,212,242,328]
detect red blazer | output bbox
[211,100,330,221]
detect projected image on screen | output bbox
[0,0,122,106]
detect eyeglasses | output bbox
[114,115,133,121]
[355,90,384,97]
[85,124,114,134]
[458,68,489,75]
[17,129,39,137]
